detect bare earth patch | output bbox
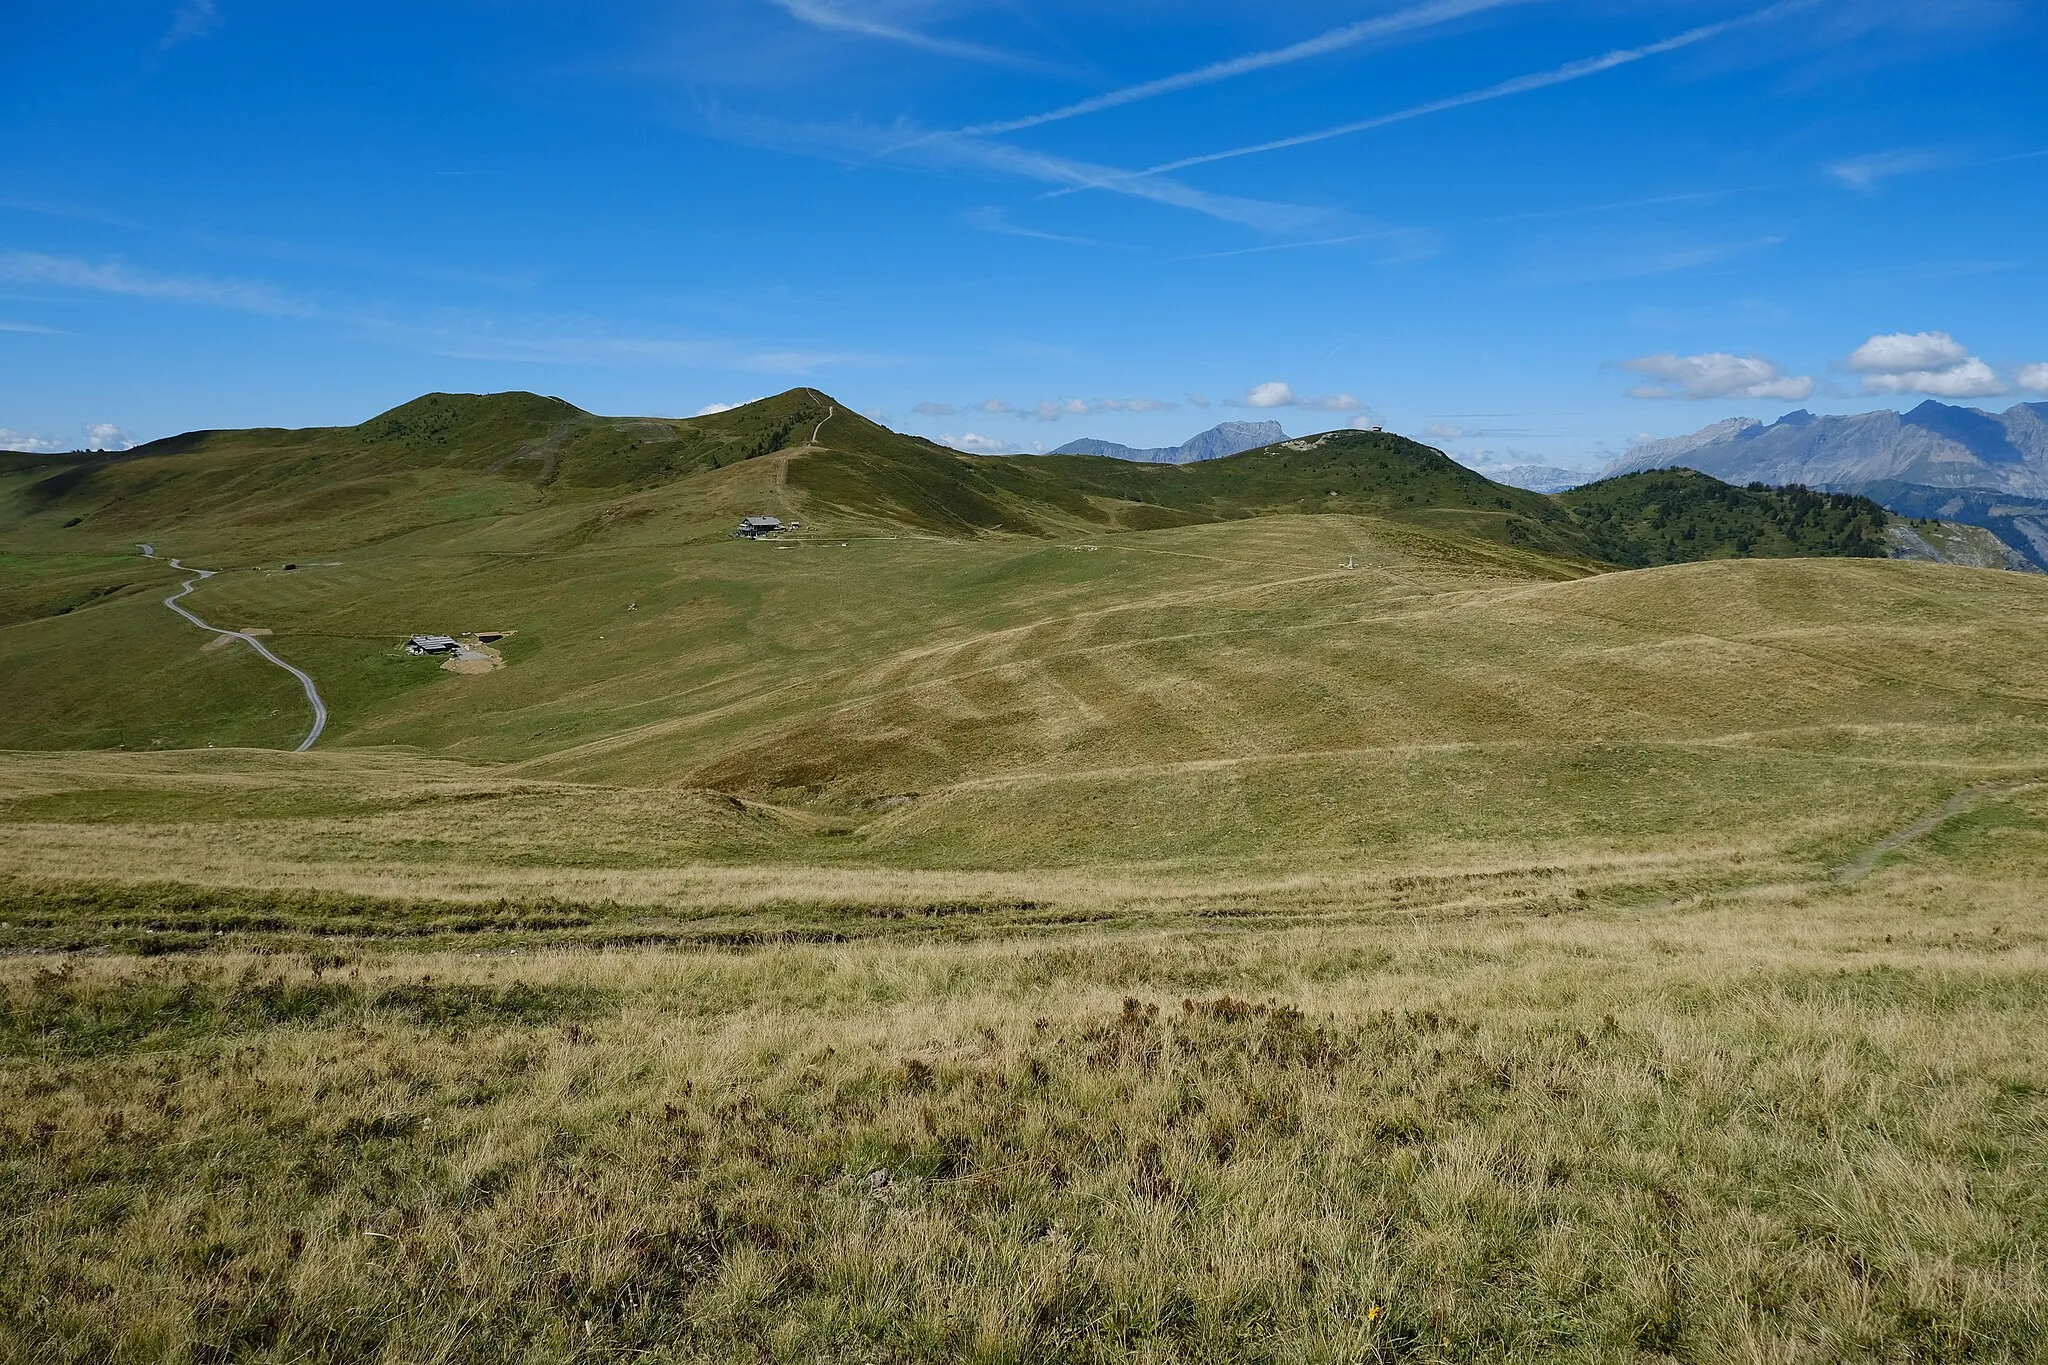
[441,638,505,675]
[200,627,271,653]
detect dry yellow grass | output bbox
[6,862,2046,1362]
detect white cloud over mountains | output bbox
[1847,331,2007,398]
[1612,352,1816,402]
[0,428,64,453]
[1238,381,1366,412]
[0,422,137,452]
[937,431,1024,454]
[1611,332,2039,406]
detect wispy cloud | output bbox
[1825,144,2048,191]
[949,0,1533,137]
[927,395,1180,422]
[0,249,315,316]
[1059,0,1813,193]
[1489,188,1764,223]
[1826,147,1949,191]
[162,0,221,49]
[961,206,1128,249]
[0,318,65,334]
[1,248,897,376]
[414,322,892,374]
[931,135,1333,232]
[1182,230,1440,263]
[722,111,1339,231]
[1522,234,1786,286]
[767,0,1063,72]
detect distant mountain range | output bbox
[1047,421,1287,465]
[1600,400,2048,568]
[1481,464,1595,494]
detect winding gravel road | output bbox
[144,546,327,751]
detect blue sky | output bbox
[3,0,2043,471]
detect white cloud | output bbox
[1237,381,1367,412]
[937,431,1016,454]
[694,399,762,416]
[85,423,136,451]
[1846,330,1970,373]
[1826,148,1948,191]
[1186,393,1212,408]
[912,401,956,416]
[975,398,1017,415]
[162,0,220,49]
[1421,423,1479,440]
[2018,363,2048,394]
[1846,331,2008,398]
[0,428,64,453]
[1859,358,2006,399]
[0,319,61,334]
[1301,392,1365,412]
[1347,414,1385,431]
[1612,352,1816,401]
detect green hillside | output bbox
[2,384,2045,878]
[1558,468,1891,566]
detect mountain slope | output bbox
[1602,400,2048,567]
[1603,402,2048,495]
[1048,421,1287,465]
[1557,470,1891,567]
[1483,464,1595,493]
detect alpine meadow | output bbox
[6,390,2048,1362]
[10,0,2048,1359]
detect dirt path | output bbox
[143,547,328,752]
[1834,779,2045,882]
